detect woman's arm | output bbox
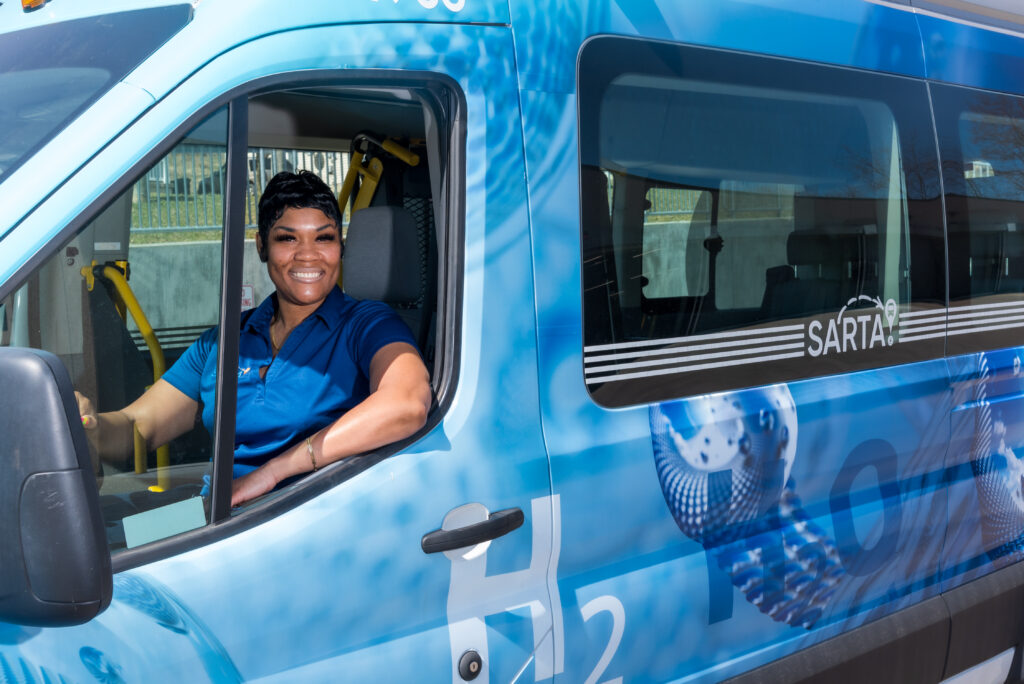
[77,379,200,467]
[231,341,431,506]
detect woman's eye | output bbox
[274,234,295,242]
[317,234,338,242]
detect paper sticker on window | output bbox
[241,285,255,310]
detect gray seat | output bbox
[343,206,427,349]
[762,230,846,320]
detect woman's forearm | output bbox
[266,388,429,484]
[91,410,136,466]
[231,344,432,507]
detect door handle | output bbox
[421,507,524,554]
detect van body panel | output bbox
[919,12,1024,94]
[121,0,510,104]
[509,0,927,97]
[4,0,1024,681]
[1,20,491,293]
[516,5,952,680]
[0,20,555,682]
[944,350,1024,593]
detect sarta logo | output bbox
[807,296,898,357]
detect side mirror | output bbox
[0,347,112,626]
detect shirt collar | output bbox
[241,294,276,334]
[241,286,351,334]
[311,286,351,331]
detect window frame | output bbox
[932,80,1024,358]
[0,68,466,572]
[577,35,946,408]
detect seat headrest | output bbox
[794,194,879,233]
[787,227,866,266]
[343,206,421,304]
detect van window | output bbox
[0,77,451,554]
[0,107,228,552]
[933,84,1024,356]
[578,37,944,407]
[0,6,192,183]
[245,86,440,369]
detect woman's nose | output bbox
[295,239,318,259]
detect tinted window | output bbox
[933,84,1024,356]
[0,6,192,183]
[0,107,227,553]
[579,38,944,407]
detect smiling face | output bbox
[258,206,342,314]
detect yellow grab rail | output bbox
[339,156,384,216]
[82,261,170,490]
[98,264,166,380]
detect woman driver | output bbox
[78,170,432,507]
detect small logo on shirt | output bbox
[238,367,251,378]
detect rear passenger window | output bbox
[932,84,1024,356]
[640,183,712,300]
[578,37,944,407]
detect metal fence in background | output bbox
[645,183,787,219]
[604,170,789,220]
[645,187,705,217]
[133,147,787,233]
[131,145,351,233]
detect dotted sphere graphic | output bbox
[651,385,798,546]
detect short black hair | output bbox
[256,170,345,261]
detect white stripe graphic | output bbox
[899,322,946,335]
[899,302,1024,341]
[949,301,1024,313]
[584,332,804,364]
[900,309,948,319]
[585,298,1024,380]
[899,330,947,343]
[947,306,1024,321]
[905,313,950,323]
[900,314,946,325]
[586,350,806,384]
[585,341,805,375]
[583,323,805,354]
[947,313,1024,331]
[947,320,1024,337]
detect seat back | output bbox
[343,206,426,347]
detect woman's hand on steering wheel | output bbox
[74,391,103,480]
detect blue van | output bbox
[3,0,1024,681]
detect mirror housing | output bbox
[0,347,112,626]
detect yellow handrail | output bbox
[99,264,166,380]
[82,262,170,490]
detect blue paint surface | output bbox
[2,0,1024,681]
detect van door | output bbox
[932,81,1024,676]
[533,38,952,682]
[0,20,554,683]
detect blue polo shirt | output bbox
[162,286,417,476]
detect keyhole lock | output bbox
[458,650,483,681]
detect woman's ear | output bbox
[255,233,268,263]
